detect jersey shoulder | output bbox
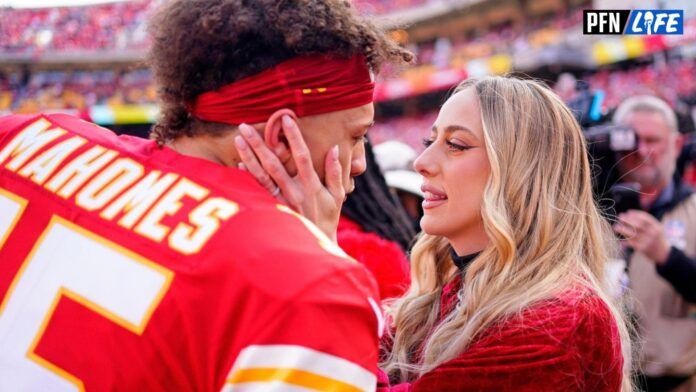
[0,113,42,134]
[209,203,380,302]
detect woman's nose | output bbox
[414,148,437,177]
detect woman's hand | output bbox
[234,115,345,241]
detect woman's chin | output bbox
[419,216,446,236]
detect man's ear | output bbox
[264,108,297,150]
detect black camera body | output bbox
[609,182,642,216]
[584,124,637,156]
[583,124,638,217]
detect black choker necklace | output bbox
[449,248,481,271]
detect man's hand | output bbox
[612,209,671,265]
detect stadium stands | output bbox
[0,0,155,54]
[1,0,694,148]
[0,0,418,56]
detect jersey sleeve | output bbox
[217,206,382,392]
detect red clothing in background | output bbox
[338,215,411,300]
[379,275,624,391]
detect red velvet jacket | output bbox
[337,215,411,300]
[379,276,624,391]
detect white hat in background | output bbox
[384,170,423,197]
[373,141,423,197]
[373,141,417,171]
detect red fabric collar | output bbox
[189,54,374,125]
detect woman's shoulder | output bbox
[524,286,616,328]
[477,286,619,347]
[411,287,624,391]
[441,287,623,391]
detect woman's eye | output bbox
[446,141,470,151]
[422,138,435,148]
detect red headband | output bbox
[189,54,375,125]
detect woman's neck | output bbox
[448,224,489,256]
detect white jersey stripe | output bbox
[224,345,376,392]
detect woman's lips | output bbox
[422,186,448,209]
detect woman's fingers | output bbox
[324,145,344,203]
[236,124,298,204]
[281,115,321,189]
[234,119,340,240]
[234,134,277,193]
[238,124,294,183]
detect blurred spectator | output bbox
[373,140,424,231]
[371,111,437,152]
[610,96,696,392]
[555,72,578,102]
[339,140,415,300]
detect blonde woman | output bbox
[234,76,634,391]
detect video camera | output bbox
[566,81,690,218]
[582,123,640,217]
[573,90,696,219]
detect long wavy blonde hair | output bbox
[381,76,634,391]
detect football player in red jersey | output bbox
[0,1,412,391]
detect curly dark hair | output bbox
[147,0,413,144]
[342,139,417,251]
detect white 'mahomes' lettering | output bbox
[0,118,239,255]
[46,145,119,197]
[0,119,66,171]
[17,136,87,185]
[169,197,239,255]
[101,171,180,229]
[75,158,145,211]
[135,178,209,242]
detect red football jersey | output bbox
[0,114,382,391]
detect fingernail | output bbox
[282,115,293,128]
[239,124,252,137]
[332,145,339,159]
[234,135,247,150]
[237,162,247,171]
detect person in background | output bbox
[339,139,416,300]
[374,140,424,232]
[611,95,696,392]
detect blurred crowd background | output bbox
[2,0,696,225]
[1,0,695,152]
